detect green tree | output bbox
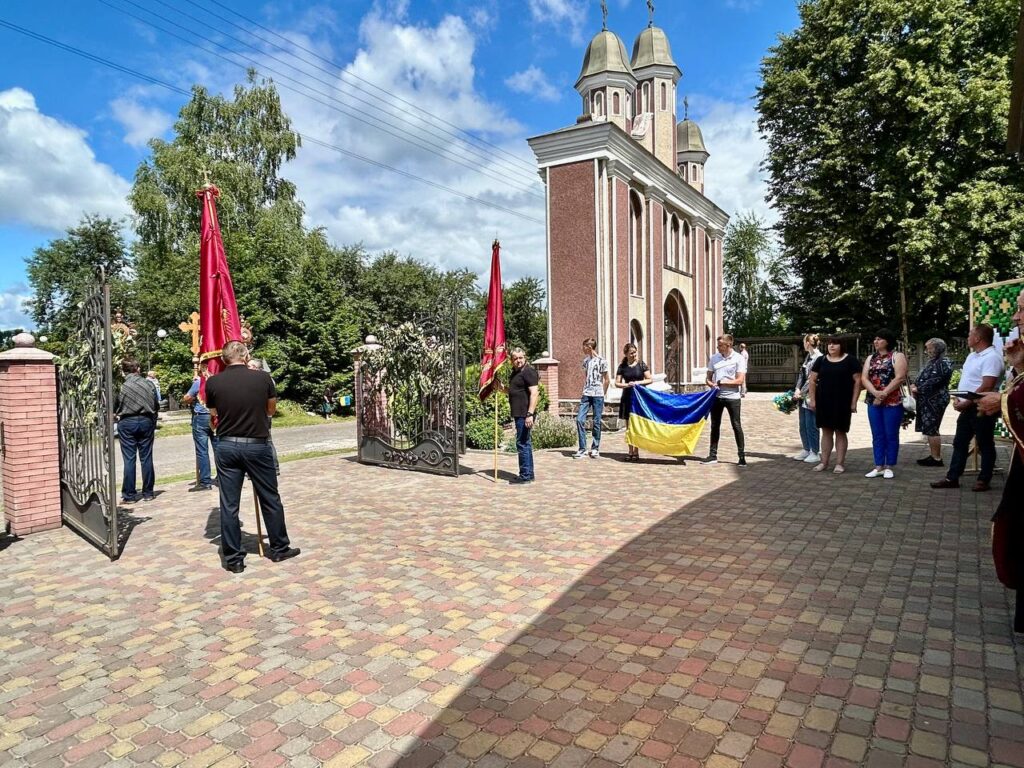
[461,277,548,364]
[129,74,302,365]
[25,216,131,341]
[722,212,789,336]
[278,237,363,406]
[758,0,1024,341]
[0,327,26,351]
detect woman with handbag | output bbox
[912,338,955,466]
[791,334,822,463]
[861,328,909,479]
[979,288,1024,633]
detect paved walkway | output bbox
[2,401,1022,768]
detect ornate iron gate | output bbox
[357,303,465,476]
[58,271,119,559]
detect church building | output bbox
[528,10,730,405]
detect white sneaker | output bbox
[883,469,894,479]
[572,451,587,459]
[590,449,600,459]
[865,469,882,478]
[792,450,810,461]
[803,452,820,463]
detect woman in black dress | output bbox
[807,337,862,474]
[911,338,954,466]
[616,343,652,461]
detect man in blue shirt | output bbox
[182,361,217,491]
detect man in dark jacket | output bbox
[115,358,159,503]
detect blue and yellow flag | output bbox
[625,386,718,456]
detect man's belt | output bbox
[218,436,268,444]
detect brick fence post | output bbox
[532,353,559,412]
[0,333,61,536]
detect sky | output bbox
[0,0,801,330]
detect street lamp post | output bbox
[142,329,168,369]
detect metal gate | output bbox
[58,271,118,559]
[356,303,465,476]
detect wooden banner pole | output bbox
[254,494,265,557]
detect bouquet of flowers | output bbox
[900,405,916,429]
[773,389,799,415]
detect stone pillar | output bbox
[0,334,61,536]
[532,354,559,411]
[351,335,382,451]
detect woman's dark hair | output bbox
[621,342,638,366]
[875,328,898,353]
[825,336,845,354]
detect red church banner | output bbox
[478,240,508,400]
[197,184,242,396]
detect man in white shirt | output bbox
[703,334,748,466]
[931,323,1004,492]
[574,337,610,459]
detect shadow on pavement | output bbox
[396,445,1016,768]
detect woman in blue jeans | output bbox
[792,334,822,463]
[861,328,909,479]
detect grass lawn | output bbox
[155,447,355,486]
[154,403,352,438]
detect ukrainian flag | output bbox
[625,386,718,457]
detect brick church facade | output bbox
[528,15,730,406]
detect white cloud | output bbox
[263,11,548,284]
[0,283,32,330]
[505,66,561,102]
[527,0,587,43]
[0,88,131,232]
[110,97,173,148]
[694,97,776,226]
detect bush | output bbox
[463,362,549,425]
[530,413,577,450]
[466,415,504,449]
[949,368,961,389]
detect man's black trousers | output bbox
[214,439,291,566]
[709,398,745,455]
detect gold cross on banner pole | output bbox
[179,311,202,374]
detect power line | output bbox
[192,0,541,177]
[96,0,545,198]
[0,18,545,226]
[163,0,542,183]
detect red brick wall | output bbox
[0,359,61,535]
[549,162,597,401]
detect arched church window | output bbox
[595,92,605,117]
[670,215,680,270]
[705,234,713,308]
[629,192,644,296]
[663,211,670,268]
[641,83,650,113]
[682,221,691,272]
[660,83,667,111]
[613,92,620,115]
[584,95,590,114]
[630,320,644,353]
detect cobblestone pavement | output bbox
[2,401,1022,768]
